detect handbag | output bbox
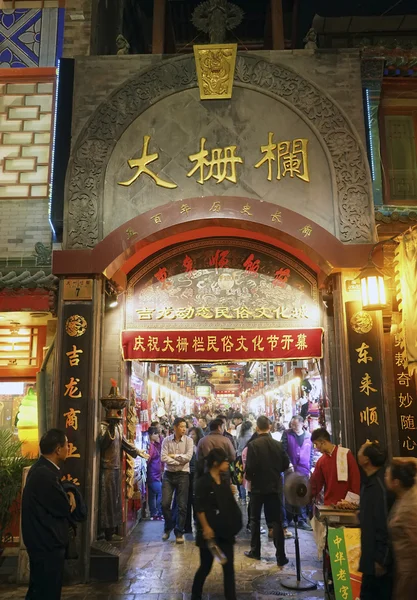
[65,525,78,560]
[234,457,244,486]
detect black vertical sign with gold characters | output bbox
[58,303,93,496]
[392,331,417,457]
[346,301,387,452]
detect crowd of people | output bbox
[20,412,417,600]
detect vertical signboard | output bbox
[392,330,417,456]
[345,301,387,451]
[58,303,93,497]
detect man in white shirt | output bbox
[161,417,193,544]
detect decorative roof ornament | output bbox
[192,0,241,101]
[191,0,244,44]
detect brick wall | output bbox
[0,74,54,260]
[62,0,93,58]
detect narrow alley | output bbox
[0,520,325,600]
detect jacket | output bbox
[196,431,236,462]
[245,433,290,494]
[281,429,313,477]
[236,427,253,456]
[389,485,417,599]
[22,456,71,553]
[194,472,242,547]
[147,441,162,482]
[359,468,394,575]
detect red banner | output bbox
[121,328,323,362]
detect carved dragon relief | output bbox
[65,53,373,249]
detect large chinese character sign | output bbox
[345,301,387,452]
[122,328,323,362]
[126,238,320,331]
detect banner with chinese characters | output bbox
[121,328,323,362]
[392,328,417,456]
[394,228,417,375]
[58,303,93,496]
[328,527,362,600]
[345,301,387,451]
[126,238,320,331]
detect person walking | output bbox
[161,417,193,543]
[191,448,242,600]
[244,416,290,566]
[281,415,314,530]
[147,426,163,520]
[357,442,394,600]
[236,420,253,502]
[185,426,205,533]
[22,429,76,600]
[196,418,236,463]
[386,457,417,600]
[216,414,236,449]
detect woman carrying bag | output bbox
[192,447,243,600]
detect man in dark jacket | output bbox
[244,416,290,566]
[357,442,394,600]
[22,429,74,600]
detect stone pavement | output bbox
[0,518,326,600]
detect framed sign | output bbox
[57,303,93,495]
[63,279,93,301]
[345,301,387,452]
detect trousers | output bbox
[360,573,392,600]
[26,548,65,600]
[148,480,162,517]
[162,471,189,535]
[250,492,286,564]
[191,541,236,600]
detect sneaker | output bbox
[277,557,290,568]
[298,521,313,531]
[283,528,293,539]
[244,551,261,560]
[260,527,266,535]
[176,535,185,544]
[162,531,171,541]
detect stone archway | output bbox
[65,53,374,249]
[54,197,371,284]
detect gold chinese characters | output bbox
[135,304,311,321]
[118,134,311,189]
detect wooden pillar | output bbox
[271,0,285,50]
[152,0,166,54]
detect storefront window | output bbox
[0,382,39,457]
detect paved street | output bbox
[0,517,325,600]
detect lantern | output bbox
[275,365,283,377]
[359,263,387,311]
[159,365,168,378]
[259,380,264,389]
[180,380,185,389]
[170,373,177,383]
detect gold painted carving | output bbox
[193,44,237,100]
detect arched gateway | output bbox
[52,50,383,582]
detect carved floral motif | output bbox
[66,54,373,249]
